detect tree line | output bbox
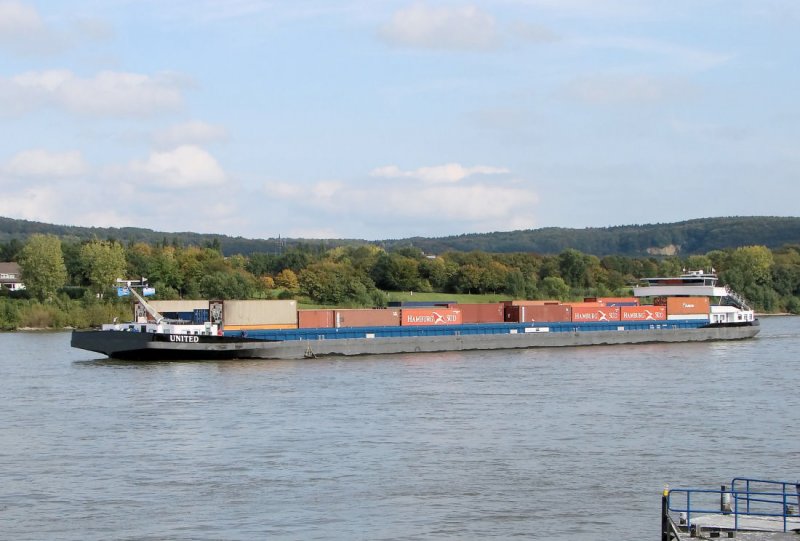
[1,234,799,329]
[4,215,800,258]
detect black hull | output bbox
[72,322,761,361]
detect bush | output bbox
[0,298,21,330]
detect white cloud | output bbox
[0,1,111,55]
[381,183,538,222]
[577,36,732,71]
[2,70,185,116]
[508,0,653,19]
[152,121,228,148]
[263,164,539,238]
[265,180,303,199]
[0,0,49,53]
[564,74,697,105]
[380,3,499,51]
[130,145,226,187]
[511,22,560,43]
[371,163,510,183]
[0,186,60,221]
[0,1,42,35]
[5,149,87,178]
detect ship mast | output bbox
[116,278,166,324]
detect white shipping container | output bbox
[223,300,298,325]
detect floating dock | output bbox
[662,478,800,540]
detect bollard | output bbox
[721,485,732,514]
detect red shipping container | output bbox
[566,301,605,308]
[334,309,400,328]
[666,297,710,315]
[402,308,462,326]
[298,309,335,329]
[620,305,666,321]
[598,297,639,306]
[502,299,561,307]
[505,304,572,323]
[460,303,505,324]
[571,306,620,322]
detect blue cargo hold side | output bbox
[225,319,708,342]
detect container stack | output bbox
[139,294,713,330]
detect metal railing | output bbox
[664,477,800,537]
[731,477,800,515]
[723,287,752,311]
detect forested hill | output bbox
[384,216,800,256]
[1,215,799,257]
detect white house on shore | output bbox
[0,262,25,291]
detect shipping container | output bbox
[460,303,505,324]
[222,300,298,326]
[570,306,620,322]
[298,309,335,329]
[334,308,401,328]
[565,301,606,308]
[502,299,561,307]
[504,304,572,323]
[388,300,457,307]
[224,323,299,331]
[620,305,666,321]
[666,297,710,316]
[598,297,639,307]
[401,308,462,326]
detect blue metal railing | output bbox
[731,477,800,515]
[666,478,800,533]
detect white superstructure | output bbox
[632,270,755,324]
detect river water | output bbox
[1,317,798,540]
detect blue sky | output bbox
[0,1,798,240]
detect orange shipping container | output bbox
[460,303,505,323]
[505,304,572,323]
[620,305,666,321]
[298,309,335,329]
[402,308,462,326]
[571,306,620,322]
[334,309,400,328]
[666,297,710,316]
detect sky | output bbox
[0,1,798,241]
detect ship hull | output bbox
[71,322,760,361]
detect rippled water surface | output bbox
[2,317,799,540]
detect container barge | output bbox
[71,271,760,361]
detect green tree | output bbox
[275,268,300,291]
[558,249,590,288]
[198,271,257,299]
[18,234,68,302]
[452,264,484,294]
[300,261,376,305]
[481,261,509,293]
[418,257,450,290]
[80,240,127,297]
[540,276,570,300]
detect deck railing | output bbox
[664,477,800,537]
